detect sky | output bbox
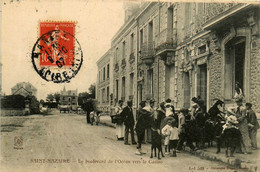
[1,0,124,100]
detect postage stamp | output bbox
[31,21,83,83]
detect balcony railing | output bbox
[114,63,119,72]
[140,41,155,65]
[121,58,126,68]
[204,3,237,23]
[155,28,177,51]
[129,52,135,63]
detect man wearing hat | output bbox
[235,98,251,154]
[121,100,137,145]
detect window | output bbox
[148,21,153,43]
[103,67,105,81]
[116,79,119,101]
[147,69,153,97]
[107,87,109,102]
[107,64,110,79]
[122,41,126,59]
[198,45,206,54]
[102,88,105,103]
[122,77,125,99]
[167,6,174,31]
[130,73,134,95]
[115,47,119,62]
[224,37,246,99]
[185,49,191,62]
[130,33,134,53]
[140,29,144,47]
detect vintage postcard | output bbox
[1,0,260,172]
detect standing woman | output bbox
[234,82,244,99]
[115,100,124,140]
[157,102,166,130]
[235,98,251,154]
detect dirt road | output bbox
[1,111,241,172]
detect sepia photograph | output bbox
[0,0,260,171]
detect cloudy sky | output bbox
[1,0,124,100]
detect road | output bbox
[1,110,243,172]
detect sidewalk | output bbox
[99,115,259,172]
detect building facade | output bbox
[96,49,113,113]
[60,87,78,106]
[11,82,37,97]
[97,2,260,115]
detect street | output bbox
[1,110,245,172]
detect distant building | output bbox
[11,82,37,97]
[60,87,78,106]
[96,49,113,113]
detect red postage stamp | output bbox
[31,21,83,83]
[39,22,75,66]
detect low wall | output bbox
[0,108,27,116]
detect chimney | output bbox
[123,2,140,23]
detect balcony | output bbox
[140,41,155,66]
[129,52,135,63]
[203,3,251,30]
[155,28,177,57]
[114,63,119,72]
[121,58,126,68]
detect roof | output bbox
[11,82,37,92]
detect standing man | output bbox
[246,103,259,150]
[122,100,137,145]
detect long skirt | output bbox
[116,124,125,139]
[238,120,251,153]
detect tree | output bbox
[88,84,96,99]
[54,92,61,104]
[46,94,54,102]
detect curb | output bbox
[184,147,258,172]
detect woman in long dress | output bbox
[235,98,251,154]
[115,100,125,140]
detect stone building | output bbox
[11,82,37,97]
[60,87,78,106]
[172,3,260,114]
[96,49,113,113]
[97,2,260,115]
[111,2,140,108]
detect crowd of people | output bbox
[112,95,259,158]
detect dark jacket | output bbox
[135,108,152,134]
[247,109,259,130]
[121,106,135,127]
[157,109,165,130]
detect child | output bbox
[165,98,174,117]
[162,119,179,156]
[161,120,172,155]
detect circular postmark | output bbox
[31,29,83,83]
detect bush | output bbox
[0,95,25,108]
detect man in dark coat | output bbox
[135,101,152,155]
[246,103,259,150]
[122,100,137,145]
